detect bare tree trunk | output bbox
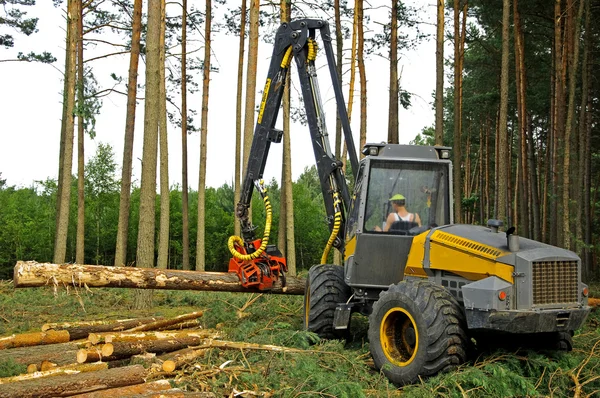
[115,0,142,267]
[196,0,212,271]
[333,0,343,265]
[181,0,190,270]
[562,0,584,250]
[452,0,463,223]
[54,0,78,264]
[357,0,367,153]
[514,0,530,237]
[234,0,247,238]
[551,0,564,246]
[496,0,510,225]
[278,0,296,275]
[157,0,169,270]
[388,0,399,144]
[241,0,260,219]
[578,0,591,276]
[435,0,445,146]
[135,0,162,308]
[76,0,85,264]
[342,0,359,168]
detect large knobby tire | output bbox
[304,264,352,339]
[368,280,468,385]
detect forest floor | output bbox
[0,279,599,397]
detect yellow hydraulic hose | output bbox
[228,180,273,261]
[307,38,317,61]
[281,46,293,68]
[320,192,342,264]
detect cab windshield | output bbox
[364,160,450,233]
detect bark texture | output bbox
[0,365,146,398]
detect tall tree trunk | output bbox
[157,0,169,270]
[357,0,367,153]
[241,0,260,218]
[387,0,398,144]
[342,0,359,168]
[333,0,343,266]
[76,0,85,264]
[496,0,510,225]
[54,0,78,264]
[196,0,211,271]
[562,0,584,250]
[279,0,296,275]
[435,0,444,146]
[514,0,530,237]
[233,0,247,238]
[115,0,142,267]
[550,0,564,246]
[181,0,190,270]
[452,0,463,223]
[578,0,591,276]
[135,0,162,308]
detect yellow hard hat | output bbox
[389,194,405,201]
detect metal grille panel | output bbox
[532,261,578,305]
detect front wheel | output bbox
[368,280,468,385]
[304,264,351,339]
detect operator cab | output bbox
[344,144,452,291]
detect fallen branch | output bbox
[13,261,305,295]
[0,364,146,398]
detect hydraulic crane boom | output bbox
[229,19,359,289]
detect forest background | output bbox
[0,0,598,283]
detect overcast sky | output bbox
[0,0,442,190]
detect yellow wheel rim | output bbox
[380,307,419,367]
[304,285,311,326]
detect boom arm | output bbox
[237,19,359,253]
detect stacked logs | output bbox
[0,311,301,397]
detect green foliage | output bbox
[410,125,435,146]
[0,358,26,378]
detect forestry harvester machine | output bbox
[226,19,591,385]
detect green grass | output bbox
[1,280,599,397]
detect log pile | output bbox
[0,311,307,397]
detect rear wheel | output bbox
[304,264,351,339]
[368,280,468,385]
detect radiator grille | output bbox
[532,261,578,305]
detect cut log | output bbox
[68,379,172,398]
[162,348,207,372]
[0,341,85,366]
[43,317,166,340]
[0,364,146,398]
[197,339,308,354]
[0,362,108,384]
[40,360,57,372]
[26,364,37,374]
[0,330,70,349]
[157,319,202,331]
[125,311,204,332]
[80,335,209,362]
[76,347,106,364]
[14,261,305,295]
[87,330,220,345]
